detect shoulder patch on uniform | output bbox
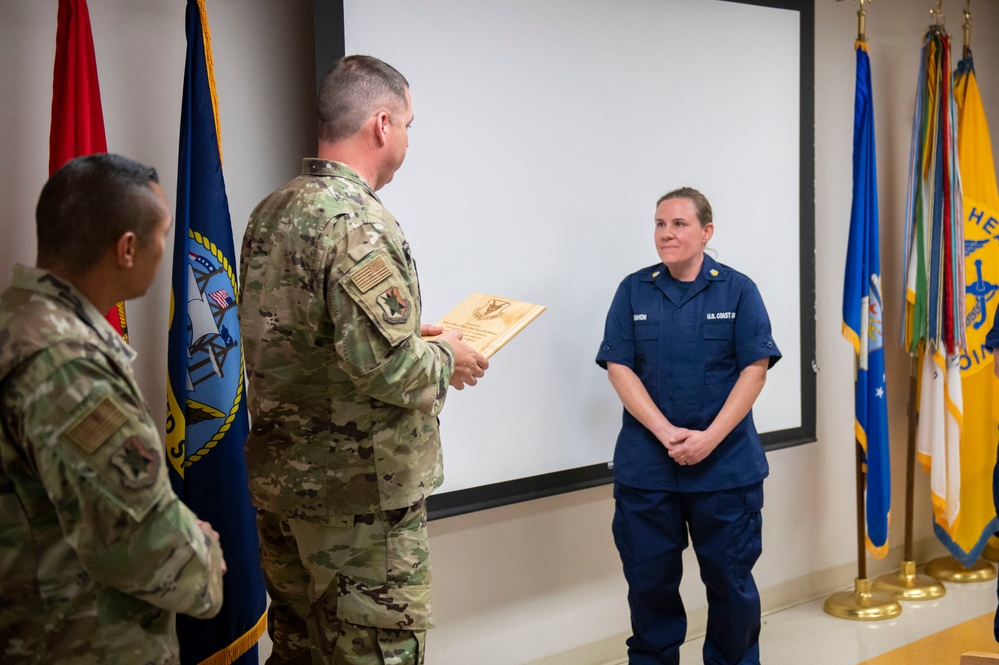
[350,255,392,293]
[110,435,160,489]
[376,286,411,324]
[68,396,127,454]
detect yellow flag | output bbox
[952,58,999,565]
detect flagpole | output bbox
[825,0,901,620]
[823,361,900,620]
[962,0,971,59]
[873,351,945,599]
[822,437,901,620]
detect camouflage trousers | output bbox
[257,499,432,665]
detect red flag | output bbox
[49,0,128,339]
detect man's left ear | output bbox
[116,231,138,269]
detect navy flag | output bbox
[166,1,266,663]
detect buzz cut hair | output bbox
[317,54,410,144]
[36,153,162,274]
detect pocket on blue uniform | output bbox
[634,322,659,340]
[744,483,764,513]
[702,321,737,384]
[633,322,659,377]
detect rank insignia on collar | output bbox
[710,269,718,276]
[652,271,660,278]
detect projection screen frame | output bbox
[313,0,816,520]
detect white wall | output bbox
[2,2,999,665]
[0,0,316,424]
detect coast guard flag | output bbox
[945,50,999,566]
[842,41,890,559]
[902,27,967,562]
[166,2,266,663]
[49,0,128,339]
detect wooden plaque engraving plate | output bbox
[432,292,545,358]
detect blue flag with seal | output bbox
[842,41,891,559]
[166,1,266,662]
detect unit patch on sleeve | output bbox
[110,435,160,489]
[376,286,411,324]
[67,396,128,454]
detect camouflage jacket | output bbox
[239,159,454,519]
[0,266,224,665]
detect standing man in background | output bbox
[0,153,226,664]
[239,55,488,664]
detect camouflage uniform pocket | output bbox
[336,501,433,631]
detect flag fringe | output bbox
[841,322,861,356]
[195,0,224,164]
[930,491,960,535]
[866,524,890,560]
[196,611,267,665]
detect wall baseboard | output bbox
[526,537,950,665]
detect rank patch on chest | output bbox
[351,256,392,293]
[377,286,411,324]
[68,397,128,454]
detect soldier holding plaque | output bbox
[239,55,488,664]
[596,187,780,665]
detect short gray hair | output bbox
[317,55,409,144]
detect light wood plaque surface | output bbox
[432,292,545,358]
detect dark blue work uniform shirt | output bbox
[596,253,781,493]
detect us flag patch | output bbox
[351,256,392,292]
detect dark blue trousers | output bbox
[613,482,764,665]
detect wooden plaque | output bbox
[432,292,545,358]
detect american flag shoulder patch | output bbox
[68,396,128,454]
[350,256,392,293]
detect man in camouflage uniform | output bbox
[0,154,226,664]
[239,55,489,664]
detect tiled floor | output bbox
[671,575,998,665]
[258,570,998,664]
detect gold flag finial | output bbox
[962,0,972,56]
[857,0,868,43]
[930,0,945,25]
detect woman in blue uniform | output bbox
[596,187,780,665]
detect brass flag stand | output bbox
[873,355,946,600]
[824,440,901,619]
